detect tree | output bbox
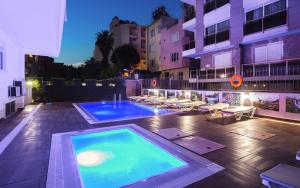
[95,30,114,68]
[152,6,170,21]
[111,44,140,71]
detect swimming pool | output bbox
[71,128,186,188]
[47,124,224,188]
[74,101,176,124]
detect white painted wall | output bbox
[0,29,25,118]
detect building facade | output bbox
[94,17,147,70]
[160,20,192,80]
[181,0,300,92]
[0,0,66,119]
[146,16,178,72]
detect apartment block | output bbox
[181,0,300,92]
[146,16,178,72]
[94,17,147,70]
[160,20,193,80]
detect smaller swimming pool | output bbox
[71,128,187,188]
[47,124,224,188]
[74,101,176,124]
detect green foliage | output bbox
[152,6,170,21]
[95,30,114,68]
[111,44,140,71]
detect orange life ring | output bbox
[230,74,243,88]
[152,80,157,87]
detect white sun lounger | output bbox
[176,101,206,110]
[260,164,300,188]
[221,106,256,121]
[297,151,300,161]
[199,103,230,114]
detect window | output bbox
[244,0,287,35]
[246,7,263,22]
[265,0,286,16]
[205,19,230,36]
[151,29,155,37]
[149,44,154,52]
[254,42,283,63]
[214,52,232,68]
[217,20,230,32]
[205,25,216,36]
[171,32,180,43]
[171,53,179,62]
[150,59,155,67]
[157,25,162,33]
[0,51,3,70]
[178,72,184,80]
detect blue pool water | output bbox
[79,101,174,122]
[71,128,187,188]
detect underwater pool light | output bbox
[77,150,112,167]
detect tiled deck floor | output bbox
[0,103,300,188]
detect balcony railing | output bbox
[142,78,300,93]
[204,30,230,46]
[242,59,300,78]
[183,41,195,51]
[204,0,229,14]
[244,10,287,35]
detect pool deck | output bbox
[0,103,300,188]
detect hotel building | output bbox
[160,20,195,80]
[181,0,300,92]
[94,17,147,70]
[146,16,178,72]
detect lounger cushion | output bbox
[260,164,300,188]
[222,106,254,113]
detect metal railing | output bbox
[242,59,300,78]
[142,78,300,93]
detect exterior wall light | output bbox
[96,83,103,87]
[82,83,86,87]
[26,80,33,86]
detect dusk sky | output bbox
[55,0,182,65]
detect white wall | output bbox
[0,29,25,118]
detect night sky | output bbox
[55,0,182,65]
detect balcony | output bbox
[182,41,196,57]
[244,19,263,35]
[264,10,287,30]
[204,30,230,46]
[204,0,229,14]
[244,10,287,36]
[183,17,196,32]
[242,59,300,79]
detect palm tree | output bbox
[95,30,114,68]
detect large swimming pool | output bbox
[75,101,175,124]
[71,128,187,188]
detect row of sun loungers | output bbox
[129,96,257,121]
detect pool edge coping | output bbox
[72,102,181,125]
[46,124,225,188]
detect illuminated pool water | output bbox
[71,128,187,188]
[78,101,174,123]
